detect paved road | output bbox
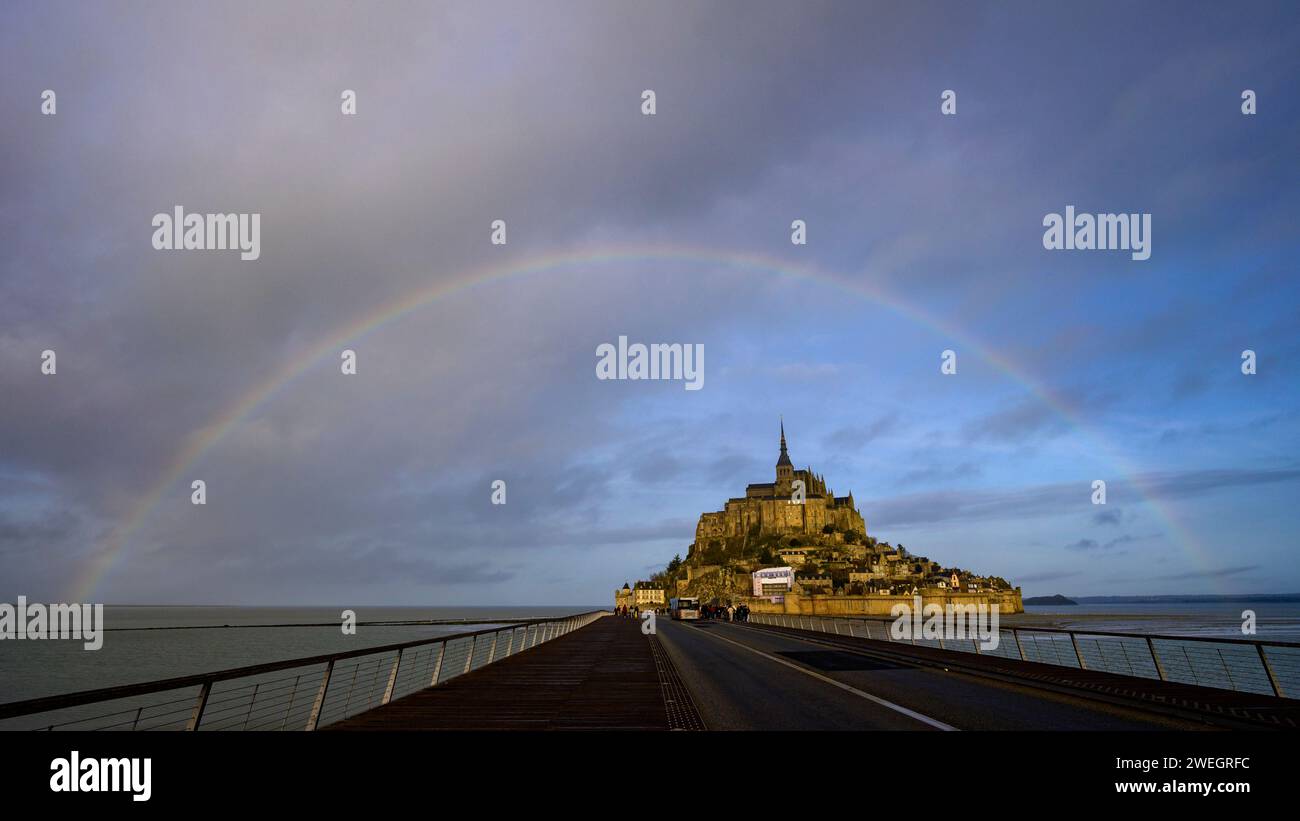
[657,619,1210,731]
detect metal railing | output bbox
[748,612,1300,699]
[0,611,606,731]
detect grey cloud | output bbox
[1092,508,1122,526]
[1066,534,1139,552]
[872,467,1300,529]
[897,461,981,486]
[1014,570,1083,584]
[1141,565,1261,583]
[962,388,1119,444]
[825,412,901,451]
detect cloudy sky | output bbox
[2,1,1298,606]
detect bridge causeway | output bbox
[4,609,1295,732]
[328,615,702,730]
[740,617,1300,729]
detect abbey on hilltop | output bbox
[694,420,865,544]
[628,420,1022,615]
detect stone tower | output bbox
[775,418,794,495]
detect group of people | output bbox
[616,605,666,618]
[700,602,750,622]
[614,603,750,621]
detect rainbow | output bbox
[69,245,1217,600]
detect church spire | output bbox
[776,417,793,467]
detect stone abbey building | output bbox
[650,420,1021,615]
[693,422,866,545]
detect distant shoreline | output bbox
[1047,594,1300,604]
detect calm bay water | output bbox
[0,606,599,705]
[1019,599,1300,642]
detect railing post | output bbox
[381,649,403,705]
[1070,633,1087,669]
[340,664,361,717]
[1258,645,1284,697]
[281,675,301,730]
[1146,636,1167,681]
[487,632,499,664]
[1013,629,1027,661]
[430,643,445,686]
[1110,638,1131,675]
[242,683,260,730]
[131,706,144,731]
[185,681,212,731]
[463,636,477,674]
[1217,648,1237,691]
[505,629,516,657]
[306,660,335,731]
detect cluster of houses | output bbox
[769,541,1006,597]
[618,540,1009,609]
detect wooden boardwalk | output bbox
[328,615,694,730]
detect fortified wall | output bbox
[748,588,1024,617]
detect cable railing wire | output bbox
[748,611,1297,699]
[0,611,604,731]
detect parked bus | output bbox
[669,597,700,620]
